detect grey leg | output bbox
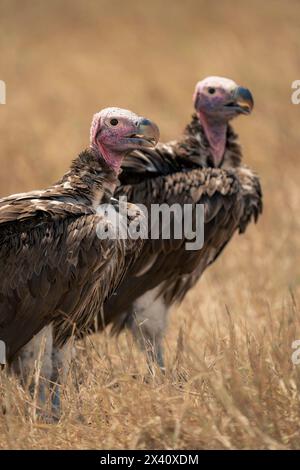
[51,340,74,416]
[127,286,169,373]
[11,325,53,406]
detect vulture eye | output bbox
[208,87,216,95]
[110,118,119,126]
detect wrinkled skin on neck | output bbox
[96,142,124,174]
[197,112,227,167]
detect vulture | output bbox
[0,107,159,400]
[98,76,263,369]
[16,77,263,396]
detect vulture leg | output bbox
[128,285,168,373]
[50,340,73,416]
[11,326,53,409]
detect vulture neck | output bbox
[197,112,227,167]
[58,149,119,208]
[183,114,242,169]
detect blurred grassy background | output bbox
[1,0,300,449]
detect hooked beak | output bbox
[231,86,254,114]
[127,118,160,149]
[223,86,254,115]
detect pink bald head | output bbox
[193,76,253,166]
[193,76,253,119]
[90,107,160,173]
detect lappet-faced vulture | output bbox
[1,108,159,393]
[98,77,262,369]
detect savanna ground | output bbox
[0,0,300,450]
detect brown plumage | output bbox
[102,127,261,326]
[0,151,119,361]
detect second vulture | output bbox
[100,76,263,369]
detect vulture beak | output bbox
[232,86,254,114]
[130,118,160,148]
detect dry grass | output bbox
[1,0,300,449]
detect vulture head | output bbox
[90,107,160,173]
[193,76,254,166]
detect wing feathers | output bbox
[0,192,143,359]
